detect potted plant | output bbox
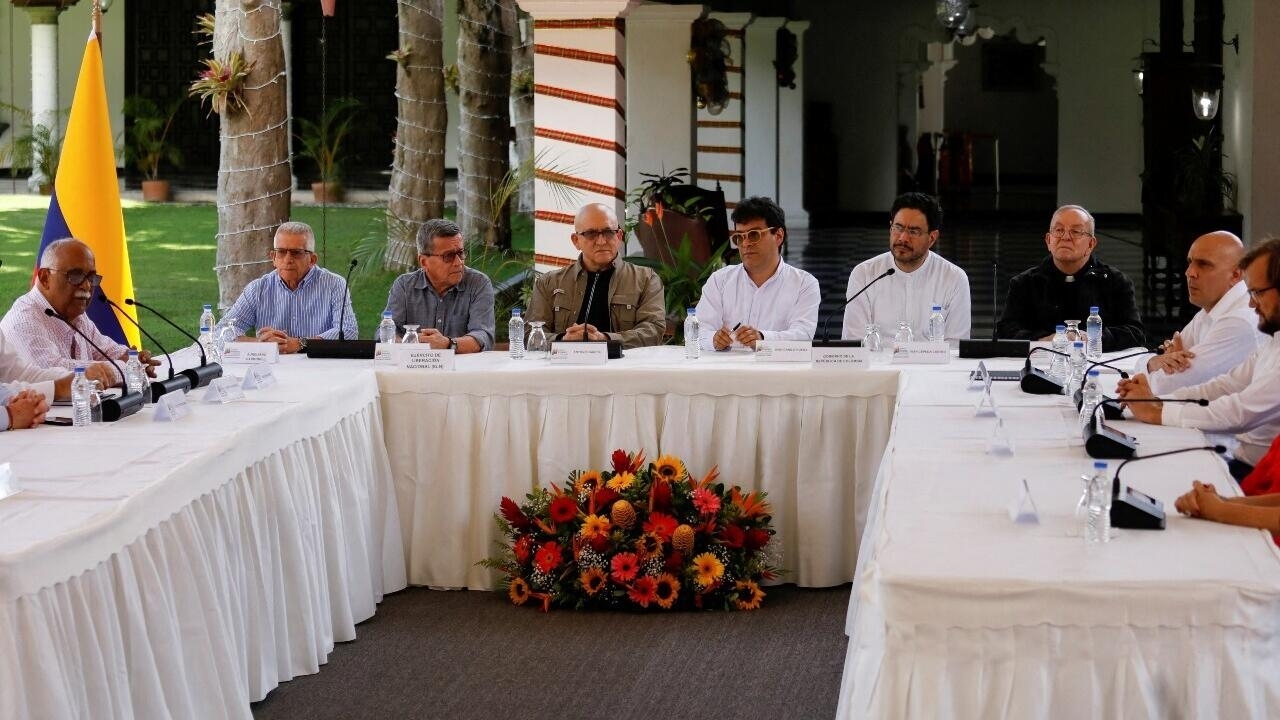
[295,97,360,203]
[122,96,184,202]
[628,237,726,343]
[628,168,723,266]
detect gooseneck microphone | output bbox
[304,260,379,359]
[339,258,357,342]
[1114,444,1228,490]
[818,267,894,344]
[96,293,190,402]
[1106,444,1228,530]
[126,298,223,388]
[1082,347,1162,381]
[1020,346,1071,394]
[42,308,145,421]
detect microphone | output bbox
[303,260,378,359]
[339,258,356,341]
[1108,444,1227,530]
[1082,347,1162,381]
[817,267,894,345]
[1019,346,1071,394]
[990,260,998,341]
[958,262,1029,358]
[126,298,223,388]
[42,308,145,421]
[96,293,190,402]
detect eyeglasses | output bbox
[52,268,103,287]
[729,227,777,248]
[889,223,928,239]
[1247,285,1277,301]
[1048,228,1093,241]
[575,228,621,243]
[270,247,314,259]
[425,249,467,264]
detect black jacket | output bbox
[996,255,1146,351]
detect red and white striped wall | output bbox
[695,12,751,210]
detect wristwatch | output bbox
[297,337,308,353]
[449,337,458,351]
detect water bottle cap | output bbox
[1093,461,1108,470]
[1073,340,1084,347]
[1056,324,1066,331]
[687,307,696,314]
[74,366,85,373]
[932,305,942,311]
[382,311,392,317]
[512,308,522,316]
[203,304,212,310]
[1089,306,1099,313]
[128,349,139,357]
[1087,369,1100,376]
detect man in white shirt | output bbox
[1121,237,1280,477]
[696,196,820,351]
[1129,231,1263,394]
[841,192,971,341]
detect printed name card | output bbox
[754,340,813,363]
[153,389,191,422]
[241,365,278,390]
[812,346,870,368]
[221,342,279,364]
[375,342,395,362]
[891,341,951,365]
[549,342,608,365]
[394,346,456,371]
[202,376,246,404]
[0,463,20,501]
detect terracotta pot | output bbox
[141,179,171,202]
[311,181,344,203]
[320,0,336,17]
[634,211,710,265]
[38,183,53,196]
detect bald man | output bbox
[1128,231,1264,395]
[528,203,665,348]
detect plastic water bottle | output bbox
[1079,369,1102,430]
[71,367,92,428]
[926,305,946,342]
[508,308,525,359]
[1085,460,1112,544]
[684,308,700,359]
[1066,340,1086,396]
[1049,324,1069,381]
[124,350,147,398]
[377,311,397,344]
[199,304,216,337]
[1086,306,1103,361]
[198,325,214,360]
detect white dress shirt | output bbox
[1133,281,1264,395]
[695,259,820,350]
[0,327,62,406]
[1163,332,1280,466]
[0,286,129,382]
[841,251,972,341]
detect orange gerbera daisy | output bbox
[654,573,681,609]
[573,470,604,497]
[579,513,612,540]
[628,576,659,608]
[692,552,725,588]
[508,576,531,606]
[580,567,607,596]
[653,455,686,483]
[606,471,636,491]
[610,552,640,583]
[734,579,765,610]
[634,531,664,559]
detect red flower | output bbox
[513,535,534,564]
[610,552,640,583]
[745,528,771,552]
[589,534,611,552]
[651,481,672,511]
[534,541,562,574]
[611,449,631,474]
[548,495,578,525]
[628,576,659,607]
[663,551,684,575]
[719,523,745,549]
[692,487,721,516]
[594,487,620,511]
[500,497,532,530]
[643,512,678,541]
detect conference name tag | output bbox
[0,463,20,501]
[394,346,456,371]
[221,342,279,364]
[202,376,246,404]
[754,340,813,363]
[891,341,951,364]
[153,389,191,422]
[242,365,277,389]
[549,342,608,365]
[811,346,869,368]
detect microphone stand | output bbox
[42,308,145,421]
[1020,346,1071,394]
[305,258,380,359]
[1107,444,1227,530]
[815,267,895,347]
[126,298,223,388]
[1071,347,1163,412]
[97,293,188,402]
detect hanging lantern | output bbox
[956,7,978,38]
[1191,88,1220,121]
[321,0,336,17]
[936,0,969,30]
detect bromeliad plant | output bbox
[482,449,778,612]
[189,53,254,116]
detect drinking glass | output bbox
[1064,319,1081,342]
[401,324,420,344]
[526,321,549,357]
[88,380,103,424]
[862,323,882,353]
[893,321,914,346]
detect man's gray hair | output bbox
[275,221,316,251]
[1052,204,1096,236]
[416,219,463,255]
[39,238,91,268]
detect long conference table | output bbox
[3,344,1279,718]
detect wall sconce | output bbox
[1132,68,1144,96]
[1192,88,1221,121]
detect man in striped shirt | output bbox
[224,221,358,354]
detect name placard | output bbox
[549,342,608,365]
[153,389,191,422]
[241,365,278,390]
[891,341,951,364]
[394,346,456,371]
[754,340,813,363]
[812,346,869,369]
[202,376,246,404]
[221,342,279,364]
[0,463,20,501]
[375,342,395,363]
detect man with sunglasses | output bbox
[695,196,820,351]
[224,221,358,354]
[1,238,157,384]
[996,205,1145,350]
[840,192,971,342]
[384,219,494,352]
[528,203,665,348]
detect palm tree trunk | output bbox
[511,11,534,214]
[213,0,291,308]
[457,0,514,249]
[386,0,447,269]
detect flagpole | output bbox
[92,0,102,43]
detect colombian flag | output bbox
[36,25,138,348]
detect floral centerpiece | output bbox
[482,449,779,612]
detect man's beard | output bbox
[1259,309,1280,335]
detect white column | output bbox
[26,6,61,191]
[696,11,751,208]
[743,16,783,201]
[777,20,808,226]
[1248,0,1280,240]
[282,2,297,189]
[625,3,703,204]
[518,0,640,271]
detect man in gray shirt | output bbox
[384,219,495,353]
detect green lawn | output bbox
[0,195,533,351]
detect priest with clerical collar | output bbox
[528,203,666,349]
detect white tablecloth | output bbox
[376,346,901,588]
[0,357,406,720]
[838,359,1280,718]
